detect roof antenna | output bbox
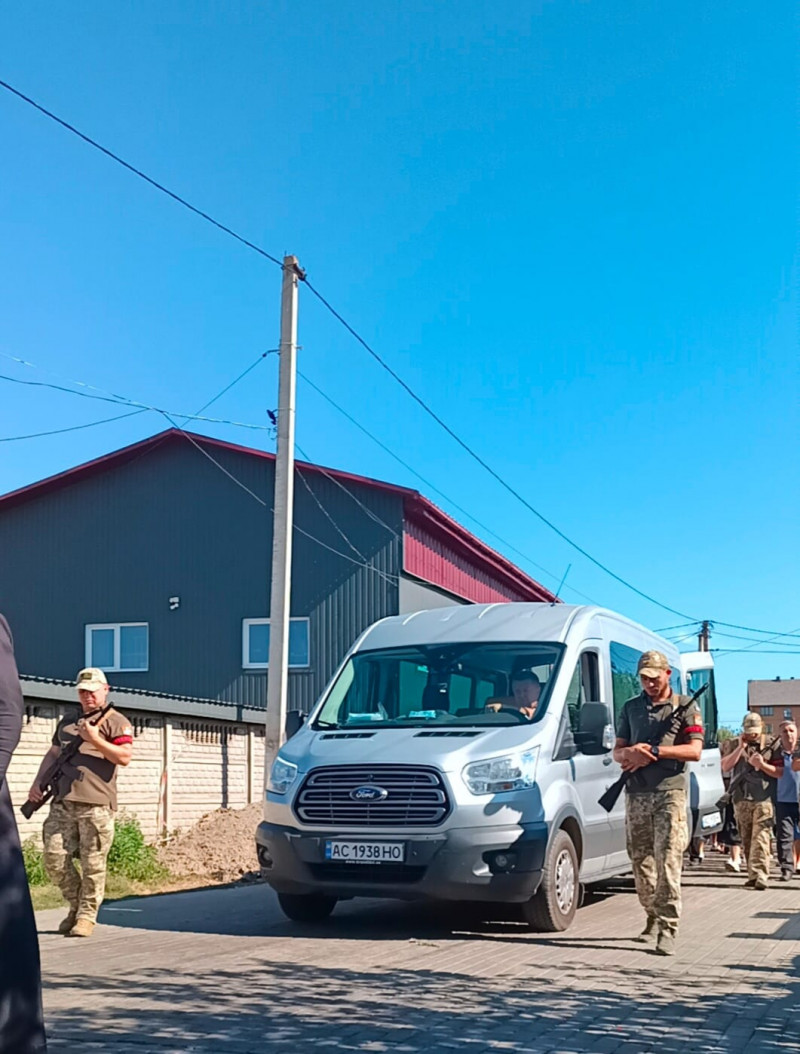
[552,563,572,606]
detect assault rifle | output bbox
[21,703,112,819]
[598,683,708,813]
[716,733,781,809]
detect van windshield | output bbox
[313,643,565,730]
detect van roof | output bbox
[358,603,662,651]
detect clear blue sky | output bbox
[1,2,797,725]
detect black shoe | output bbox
[780,871,792,882]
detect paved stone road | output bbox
[37,856,800,1053]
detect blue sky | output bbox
[0,1,797,724]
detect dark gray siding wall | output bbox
[0,436,402,711]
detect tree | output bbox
[716,725,736,744]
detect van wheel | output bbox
[278,893,337,923]
[521,829,579,932]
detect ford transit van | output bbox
[256,604,723,931]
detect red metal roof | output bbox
[0,428,557,603]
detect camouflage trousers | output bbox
[625,788,688,936]
[42,801,115,923]
[734,798,773,885]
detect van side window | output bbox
[610,641,682,727]
[610,641,642,725]
[565,652,601,733]
[686,668,719,747]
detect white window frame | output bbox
[85,622,149,673]
[242,617,310,670]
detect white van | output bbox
[256,604,723,931]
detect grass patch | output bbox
[107,815,169,883]
[26,813,170,909]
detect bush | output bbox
[22,839,49,886]
[107,815,168,883]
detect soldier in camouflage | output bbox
[721,712,781,889]
[27,668,133,938]
[613,650,704,956]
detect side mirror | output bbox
[285,710,306,739]
[575,700,614,755]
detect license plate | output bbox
[324,840,405,863]
[701,811,722,830]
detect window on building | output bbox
[243,618,310,669]
[765,723,773,734]
[85,623,149,672]
[761,706,774,716]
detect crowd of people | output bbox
[691,715,800,886]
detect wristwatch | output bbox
[651,745,660,759]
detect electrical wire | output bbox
[0,79,282,268]
[164,420,401,583]
[0,408,147,442]
[0,77,705,619]
[0,369,276,433]
[0,351,275,443]
[3,78,793,632]
[297,369,598,605]
[302,279,709,622]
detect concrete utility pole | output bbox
[698,620,711,653]
[264,255,303,778]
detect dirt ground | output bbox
[157,802,262,882]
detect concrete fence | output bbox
[8,679,267,844]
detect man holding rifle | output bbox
[27,668,132,938]
[613,651,704,956]
[721,712,781,890]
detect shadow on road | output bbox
[93,876,638,941]
[44,949,800,1053]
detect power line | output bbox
[0,79,283,268]
[191,351,276,417]
[0,351,275,443]
[166,420,401,583]
[0,79,794,633]
[0,77,690,617]
[294,461,397,589]
[302,278,704,621]
[0,408,147,442]
[297,368,599,605]
[0,368,276,433]
[712,649,800,656]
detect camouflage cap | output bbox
[637,650,671,676]
[742,711,762,732]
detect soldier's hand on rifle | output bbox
[27,782,45,804]
[748,752,764,770]
[620,743,656,771]
[77,718,102,746]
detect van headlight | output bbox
[268,756,298,795]
[462,748,540,795]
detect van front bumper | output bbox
[255,820,549,903]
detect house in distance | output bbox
[0,429,556,711]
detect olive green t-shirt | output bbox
[616,692,704,794]
[52,705,133,809]
[724,735,783,804]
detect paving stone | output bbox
[35,855,800,1053]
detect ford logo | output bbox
[350,785,388,802]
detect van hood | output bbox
[280,722,551,775]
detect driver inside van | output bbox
[486,668,542,719]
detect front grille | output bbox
[294,765,450,827]
[308,863,425,884]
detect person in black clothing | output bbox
[0,614,47,1053]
